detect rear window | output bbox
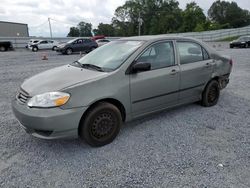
[177,42,203,64]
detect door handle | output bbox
[170,69,178,75]
[205,62,212,68]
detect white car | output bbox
[26,39,40,48]
[96,39,110,47]
[29,40,59,52]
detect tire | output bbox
[32,46,38,52]
[87,47,96,53]
[201,80,220,107]
[79,102,122,147]
[246,43,249,48]
[66,48,72,55]
[52,46,57,51]
[0,46,6,51]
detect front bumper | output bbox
[56,48,66,53]
[12,99,87,139]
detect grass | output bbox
[217,36,240,42]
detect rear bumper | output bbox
[12,99,87,139]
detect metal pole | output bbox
[138,12,141,36]
[48,18,52,38]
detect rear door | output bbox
[176,41,214,103]
[39,40,49,49]
[130,41,180,117]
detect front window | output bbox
[78,40,143,71]
[136,41,175,70]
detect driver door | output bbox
[129,41,180,117]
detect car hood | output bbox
[21,65,108,96]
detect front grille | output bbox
[16,89,30,104]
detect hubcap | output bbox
[208,85,218,103]
[90,112,116,140]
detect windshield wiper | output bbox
[81,64,104,72]
[71,61,104,72]
[72,61,83,67]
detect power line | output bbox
[29,20,49,28]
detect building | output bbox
[0,21,29,37]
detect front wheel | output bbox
[79,102,122,147]
[66,48,72,55]
[201,80,220,107]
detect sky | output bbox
[0,0,250,37]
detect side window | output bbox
[137,41,175,70]
[177,42,203,64]
[77,39,83,44]
[40,41,48,44]
[202,48,210,60]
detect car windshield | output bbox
[67,39,77,44]
[238,37,247,42]
[78,40,143,71]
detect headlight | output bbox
[27,92,70,108]
[59,44,66,48]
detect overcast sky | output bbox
[0,0,249,37]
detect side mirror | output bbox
[131,62,151,73]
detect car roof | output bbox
[118,35,200,42]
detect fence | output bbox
[1,25,250,48]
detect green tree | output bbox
[67,27,80,37]
[111,0,183,36]
[181,2,206,32]
[208,0,250,28]
[94,23,115,36]
[78,21,93,37]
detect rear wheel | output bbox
[32,46,38,52]
[201,80,220,107]
[79,102,122,147]
[0,46,6,51]
[52,46,57,51]
[87,47,96,53]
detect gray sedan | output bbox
[12,36,232,147]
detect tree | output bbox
[67,27,80,37]
[78,21,93,37]
[94,23,115,36]
[111,0,183,36]
[208,0,250,28]
[181,2,206,32]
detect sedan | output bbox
[29,40,59,52]
[12,36,232,147]
[230,36,250,48]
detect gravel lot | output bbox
[0,45,249,188]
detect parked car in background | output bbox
[96,39,110,47]
[230,36,250,48]
[26,39,40,48]
[0,41,13,51]
[29,40,59,52]
[56,38,98,55]
[12,36,232,147]
[92,35,105,41]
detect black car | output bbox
[230,36,250,48]
[56,38,98,55]
[0,41,13,51]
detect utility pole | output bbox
[48,17,52,38]
[138,12,143,36]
